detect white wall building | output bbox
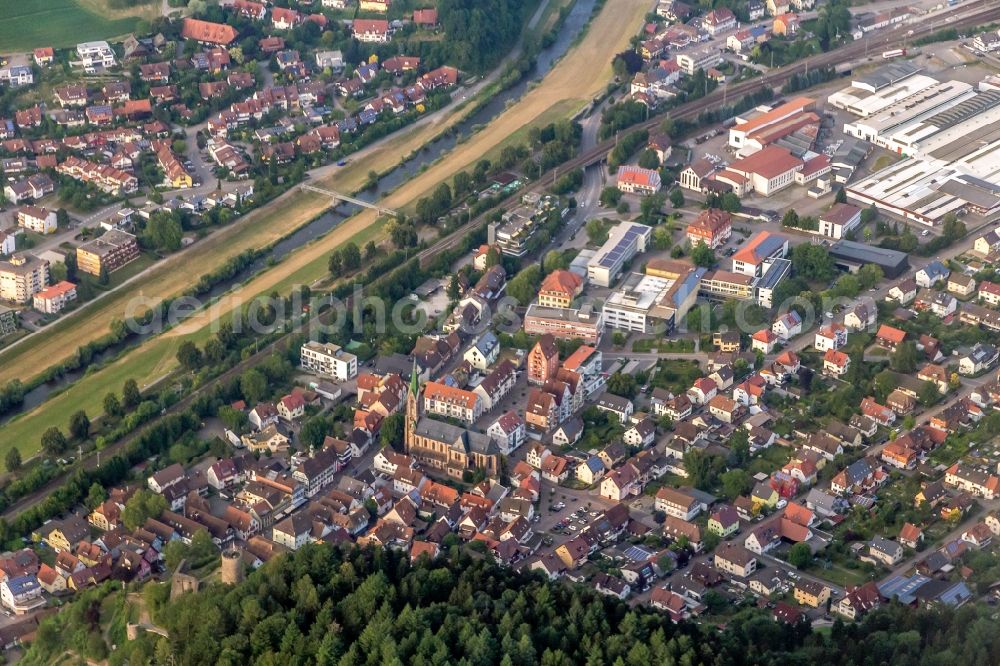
[300,341,358,380]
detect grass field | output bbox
[0,0,647,456]
[0,0,152,51]
[0,190,330,387]
[0,218,386,455]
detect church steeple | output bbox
[405,357,420,452]
[409,357,419,396]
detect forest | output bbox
[25,543,1000,666]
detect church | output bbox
[405,362,500,478]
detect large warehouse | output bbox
[839,74,1000,225]
[828,240,909,278]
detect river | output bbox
[7,0,598,421]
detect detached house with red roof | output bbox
[772,12,800,36]
[413,8,438,26]
[899,523,923,549]
[686,208,732,249]
[875,324,906,351]
[752,328,778,354]
[278,392,306,421]
[835,581,881,620]
[271,7,301,29]
[686,377,717,405]
[703,7,737,36]
[860,396,895,427]
[33,47,54,67]
[616,165,661,195]
[181,18,239,45]
[353,19,391,43]
[814,322,847,352]
[823,349,850,376]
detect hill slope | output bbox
[22,543,1000,665]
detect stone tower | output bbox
[220,549,244,585]
[169,560,200,599]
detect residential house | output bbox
[707,505,740,537]
[835,582,881,620]
[948,273,976,299]
[860,396,895,427]
[793,579,831,608]
[916,261,950,288]
[945,463,1000,500]
[623,418,656,448]
[463,331,500,371]
[823,349,851,376]
[844,303,876,331]
[814,322,847,352]
[959,343,998,376]
[752,329,778,354]
[278,392,306,421]
[686,377,718,406]
[600,463,640,501]
[978,280,1000,308]
[353,19,391,43]
[868,536,903,566]
[886,278,917,306]
[771,311,802,341]
[655,484,708,521]
[577,456,607,485]
[687,209,732,249]
[831,457,886,496]
[595,393,634,423]
[663,516,703,552]
[715,543,757,578]
[487,410,525,456]
[899,523,923,549]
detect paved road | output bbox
[878,495,1000,585]
[778,215,991,360]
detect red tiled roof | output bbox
[729,145,803,180]
[734,97,813,135]
[732,230,783,265]
[354,19,390,33]
[413,8,438,24]
[35,280,76,299]
[876,324,906,344]
[181,18,239,45]
[617,165,660,188]
[540,269,583,297]
[824,348,849,367]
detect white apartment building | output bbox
[300,341,358,380]
[0,253,48,304]
[676,49,722,76]
[76,41,117,69]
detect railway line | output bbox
[5,0,999,523]
[418,0,1000,262]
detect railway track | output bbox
[418,0,1000,265]
[6,0,999,523]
